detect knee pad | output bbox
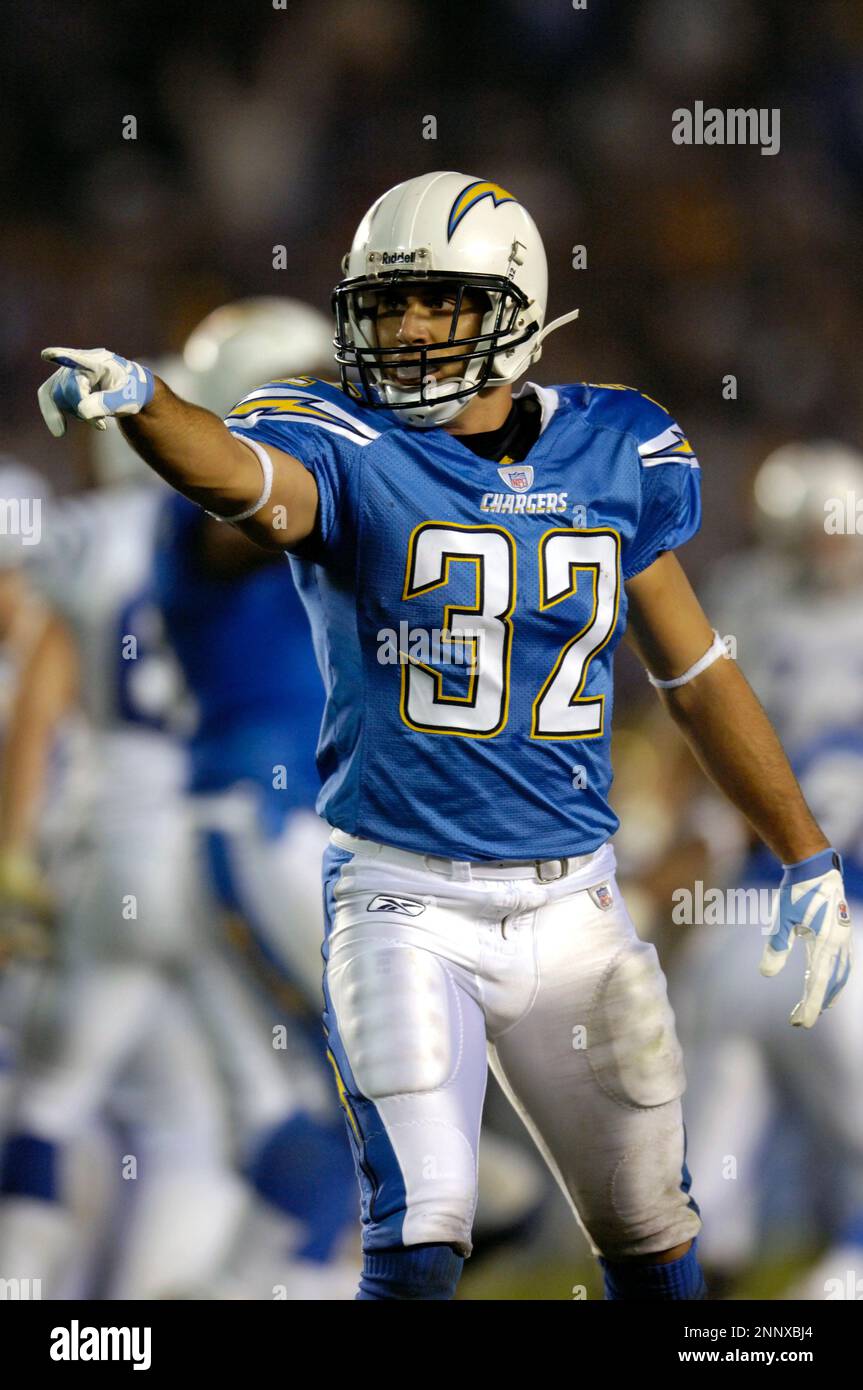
[328,945,478,1255]
[600,1107,701,1258]
[586,941,685,1108]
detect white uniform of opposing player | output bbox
[672,443,863,1290]
[0,463,63,1121]
[0,483,246,1298]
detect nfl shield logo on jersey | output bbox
[497,464,534,492]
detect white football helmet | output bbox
[333,171,579,427]
[182,297,336,416]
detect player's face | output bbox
[372,282,487,385]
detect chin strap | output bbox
[532,307,580,350]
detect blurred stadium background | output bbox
[2,0,863,1299]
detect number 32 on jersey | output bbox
[400,522,621,740]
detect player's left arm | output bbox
[624,550,851,1026]
[624,550,824,862]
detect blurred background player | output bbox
[0,336,362,1300]
[0,461,66,1102]
[669,441,863,1299]
[0,390,247,1298]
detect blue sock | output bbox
[599,1237,707,1300]
[357,1244,464,1300]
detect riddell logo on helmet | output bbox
[381,250,419,265]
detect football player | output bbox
[156,295,546,1295]
[0,405,246,1298]
[671,441,863,1297]
[37,172,852,1301]
[675,729,863,1299]
[0,462,62,1098]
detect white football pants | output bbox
[322,831,702,1261]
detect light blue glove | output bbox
[38,347,154,436]
[760,847,852,1028]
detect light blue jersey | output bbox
[226,377,701,860]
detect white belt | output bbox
[330,829,613,886]
[452,853,597,882]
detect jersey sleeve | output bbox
[623,401,702,580]
[224,379,367,561]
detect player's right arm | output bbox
[119,376,319,552]
[37,348,319,553]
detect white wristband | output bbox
[647,629,730,689]
[206,434,274,523]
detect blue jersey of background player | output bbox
[153,487,360,1280]
[155,490,323,829]
[225,375,700,860]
